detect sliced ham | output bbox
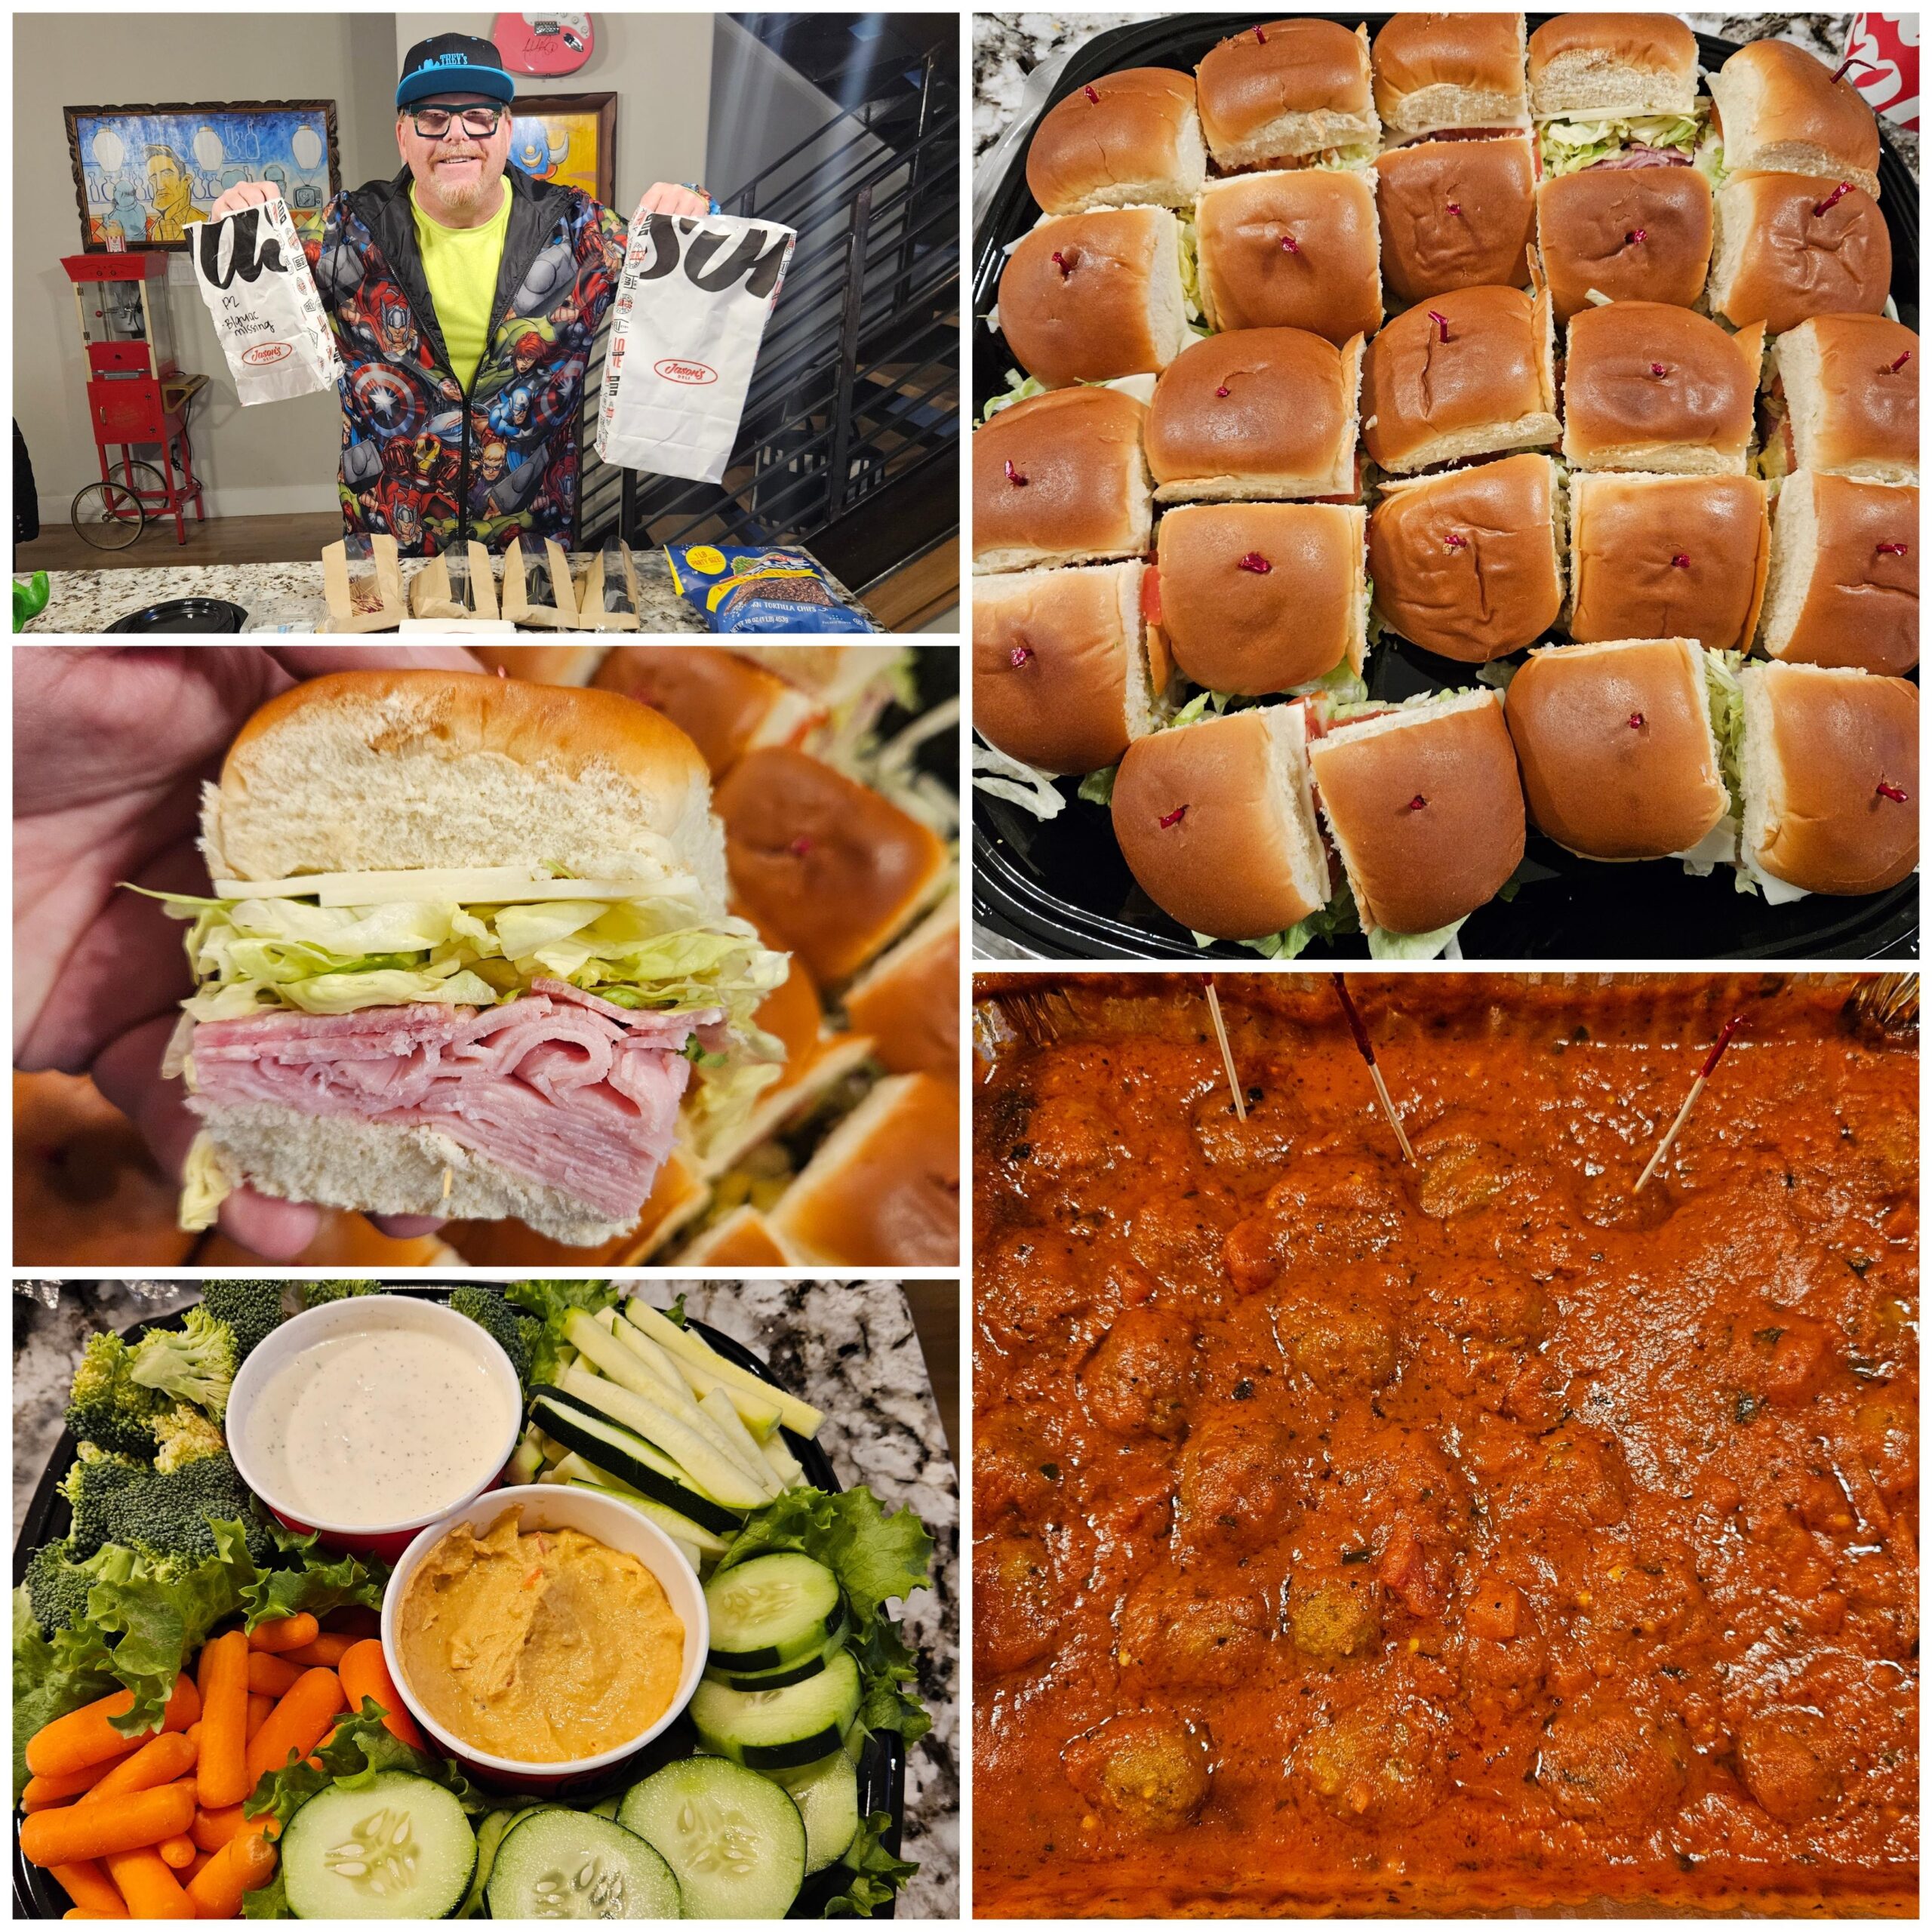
[189,987,724,1221]
[1593,145,1692,169]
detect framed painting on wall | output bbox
[65,100,342,250]
[508,91,617,205]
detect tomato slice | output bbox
[1140,564,1163,626]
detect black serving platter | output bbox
[106,598,249,632]
[972,14,1919,963]
[12,1289,903,1920]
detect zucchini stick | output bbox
[699,1388,783,1494]
[760,1430,808,1489]
[557,1360,774,1507]
[624,1297,825,1437]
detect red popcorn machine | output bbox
[60,252,208,546]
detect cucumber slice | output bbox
[619,1758,804,1919]
[691,1650,862,1771]
[530,1389,746,1537]
[280,1771,475,1920]
[703,1619,849,1693]
[770,1749,862,1875]
[704,1554,842,1672]
[486,1807,681,1919]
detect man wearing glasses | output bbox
[208,32,709,556]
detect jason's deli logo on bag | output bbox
[655,358,718,386]
[629,214,792,303]
[242,342,293,367]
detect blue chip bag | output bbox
[665,544,873,632]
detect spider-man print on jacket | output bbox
[308,165,626,555]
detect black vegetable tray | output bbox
[12,1288,902,1920]
[972,13,1919,963]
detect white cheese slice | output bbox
[211,866,660,906]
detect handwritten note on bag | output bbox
[595,208,796,484]
[187,194,342,405]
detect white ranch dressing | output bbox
[245,1326,512,1526]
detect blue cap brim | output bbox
[397,65,515,109]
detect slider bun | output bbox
[466,645,607,685]
[972,561,1164,776]
[1709,173,1890,334]
[1536,168,1713,323]
[1505,635,1730,860]
[1309,692,1526,934]
[715,748,948,985]
[1777,314,1919,484]
[1527,12,1699,118]
[1567,472,1770,653]
[997,207,1192,387]
[592,646,822,777]
[1196,18,1379,169]
[1371,12,1531,140]
[1146,327,1361,502]
[209,669,720,899]
[1741,662,1918,895]
[1757,470,1918,675]
[973,386,1152,573]
[678,1205,792,1266]
[1112,705,1331,940]
[1361,284,1558,473]
[1195,168,1382,342]
[840,900,960,1077]
[1708,38,1881,200]
[1026,67,1206,213]
[1155,502,1367,695]
[1367,453,1563,662]
[1561,301,1761,475]
[1373,136,1537,305]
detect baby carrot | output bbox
[63,1910,128,1921]
[156,1835,196,1870]
[245,1669,346,1785]
[23,1754,136,1809]
[245,1652,303,1699]
[186,1826,280,1918]
[26,1678,198,1779]
[278,1632,358,1667]
[337,1639,425,1749]
[191,1803,279,1854]
[247,1614,319,1654]
[20,1781,198,1866]
[48,1860,123,1915]
[247,1693,273,1739]
[79,1733,197,1806]
[102,1847,192,1921]
[186,1849,213,1881]
[197,1629,251,1810]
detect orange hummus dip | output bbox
[395,1510,684,1762]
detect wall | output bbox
[14,11,398,520]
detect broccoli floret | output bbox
[129,1305,238,1423]
[64,1331,171,1460]
[449,1287,539,1386]
[85,1451,272,1567]
[152,1404,226,1473]
[195,1283,290,1364]
[60,1445,149,1558]
[23,1537,96,1635]
[297,1281,380,1309]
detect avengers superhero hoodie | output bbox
[308,165,625,556]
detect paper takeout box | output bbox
[501,536,580,629]
[571,539,644,632]
[408,540,500,622]
[321,535,406,632]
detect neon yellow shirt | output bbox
[411,183,512,395]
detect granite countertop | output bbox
[12,1279,959,1918]
[20,547,875,635]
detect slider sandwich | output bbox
[1152,502,1367,697]
[1757,470,1918,675]
[1707,172,1891,335]
[1111,704,1332,943]
[1707,38,1882,200]
[1535,167,1713,321]
[1738,661,1918,900]
[1146,326,1363,503]
[841,899,961,1078]
[1194,168,1382,342]
[1371,12,1531,146]
[973,561,1170,776]
[1527,13,1706,177]
[1195,19,1380,172]
[1504,635,1732,863]
[590,647,823,779]
[1026,66,1206,214]
[1373,135,1537,304]
[1367,453,1564,663]
[1308,690,1527,953]
[1361,284,1558,473]
[160,672,786,1244]
[1761,314,1918,484]
[1566,472,1770,653]
[996,207,1194,388]
[1562,300,1763,475]
[973,386,1152,574]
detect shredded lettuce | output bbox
[1539,112,1703,177]
[971,739,1067,820]
[1077,764,1118,807]
[1165,687,1236,729]
[1704,648,1746,817]
[1197,878,1362,961]
[1694,130,1727,185]
[1177,214,1202,322]
[980,366,1048,422]
[1367,915,1469,961]
[1289,660,1368,707]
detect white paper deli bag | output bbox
[595,208,795,484]
[186,194,342,405]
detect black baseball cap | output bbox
[397,33,515,110]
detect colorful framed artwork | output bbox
[508,91,617,205]
[65,100,341,251]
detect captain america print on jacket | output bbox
[308,163,624,555]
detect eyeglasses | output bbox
[410,106,505,139]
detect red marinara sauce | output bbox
[973,975,1917,1917]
